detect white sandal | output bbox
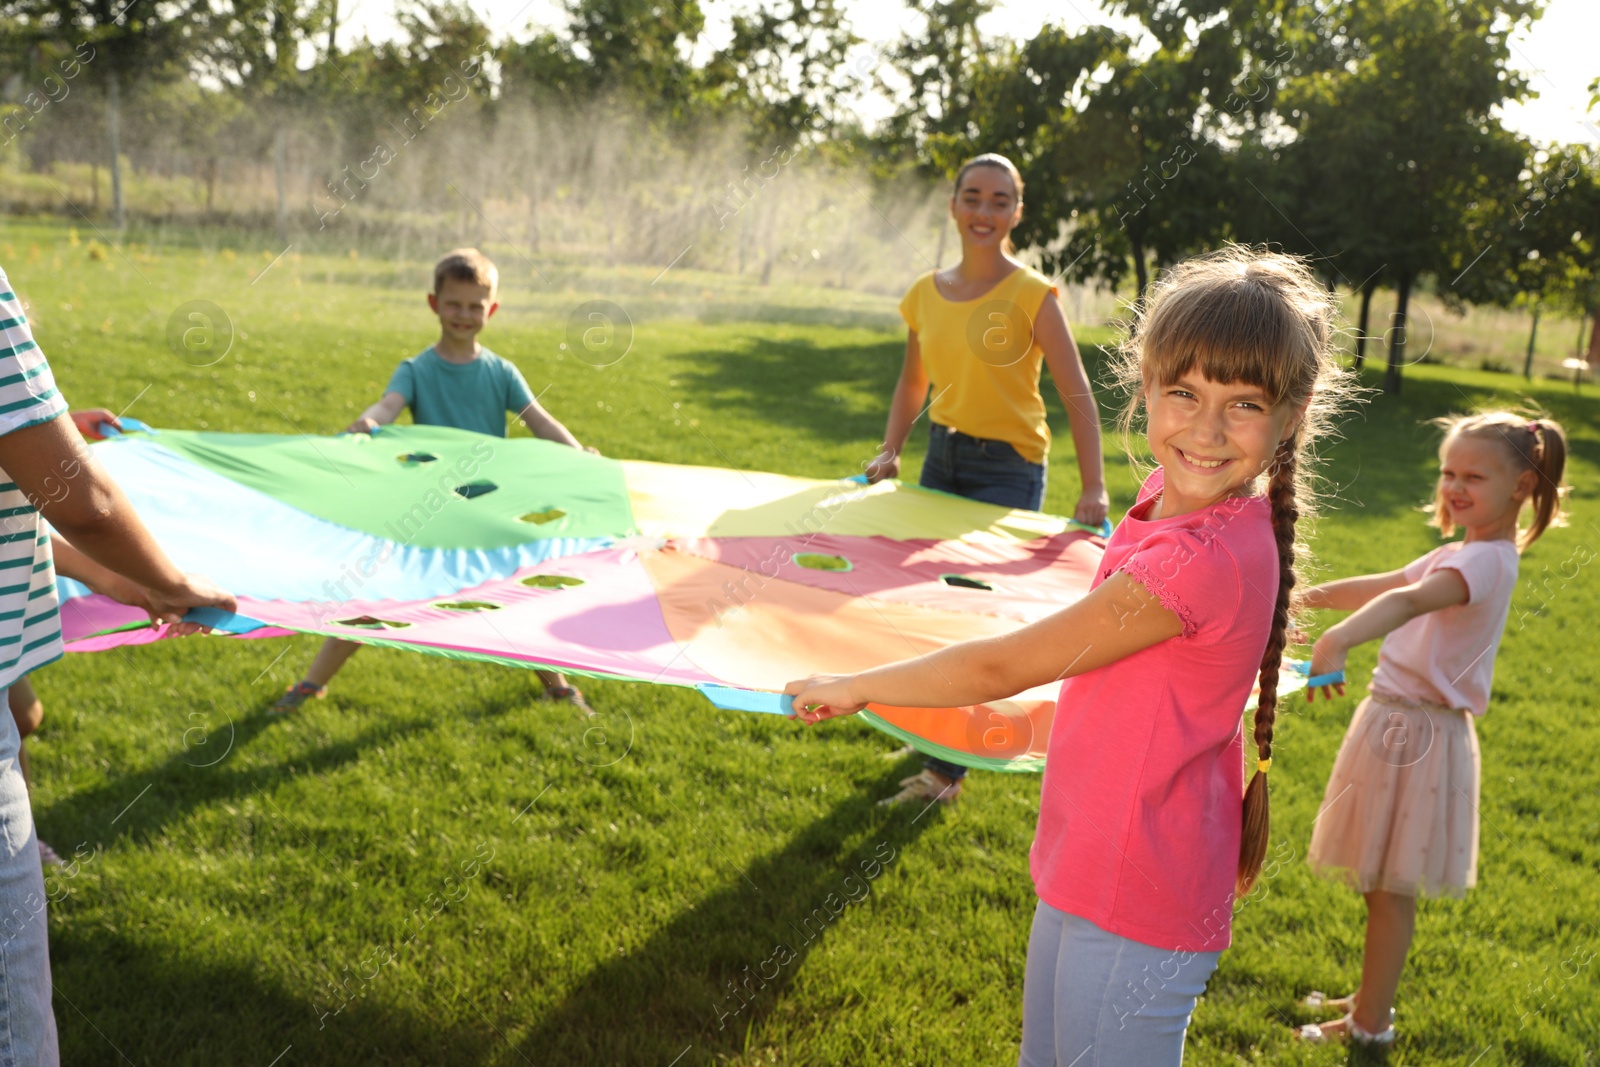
[1302,990,1354,1011]
[1295,1012,1397,1045]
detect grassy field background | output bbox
[3,216,1597,1065]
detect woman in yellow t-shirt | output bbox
[864,153,1109,806]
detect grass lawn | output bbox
[3,216,1597,1065]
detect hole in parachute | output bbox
[519,508,566,525]
[939,574,994,591]
[396,452,438,465]
[434,601,502,611]
[794,553,852,573]
[521,575,585,589]
[453,481,498,499]
[334,616,411,629]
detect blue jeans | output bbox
[918,423,1046,783]
[0,690,58,1065]
[1018,902,1219,1067]
[919,422,1047,511]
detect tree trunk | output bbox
[758,198,775,286]
[1383,274,1412,394]
[836,222,852,289]
[1132,239,1149,304]
[1585,309,1599,366]
[205,157,218,214]
[106,65,125,229]
[327,0,339,56]
[273,126,289,245]
[1355,282,1375,369]
[1523,303,1540,380]
[737,209,748,275]
[605,194,616,266]
[527,183,541,255]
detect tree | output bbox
[205,0,327,242]
[936,1,1297,299]
[561,0,706,119]
[1518,147,1600,370]
[878,0,994,159]
[1279,0,1538,392]
[1,0,206,228]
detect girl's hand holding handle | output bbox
[1306,634,1348,702]
[784,675,868,725]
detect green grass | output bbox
[4,215,1598,1065]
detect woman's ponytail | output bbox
[1239,438,1299,895]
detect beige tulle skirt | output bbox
[1307,692,1480,899]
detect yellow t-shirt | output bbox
[898,267,1059,464]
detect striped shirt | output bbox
[0,266,66,689]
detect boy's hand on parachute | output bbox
[785,675,868,724]
[345,416,381,435]
[863,450,899,485]
[1306,635,1348,702]
[70,408,121,442]
[145,574,237,634]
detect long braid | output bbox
[1239,438,1299,894]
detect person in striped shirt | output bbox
[0,265,235,1065]
[7,408,129,868]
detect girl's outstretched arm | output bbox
[1310,569,1470,678]
[1036,292,1108,527]
[1299,567,1412,612]
[786,571,1183,722]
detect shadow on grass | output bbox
[34,707,437,850]
[675,334,900,440]
[511,769,943,1065]
[52,924,498,1067]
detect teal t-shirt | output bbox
[386,346,535,438]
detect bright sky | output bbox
[338,0,1598,146]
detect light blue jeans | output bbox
[0,689,58,1066]
[1019,902,1218,1067]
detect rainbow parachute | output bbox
[62,424,1287,771]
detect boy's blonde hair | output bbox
[434,248,498,295]
[1430,410,1568,550]
[1110,245,1357,895]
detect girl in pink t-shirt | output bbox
[785,247,1353,1066]
[1296,411,1569,1048]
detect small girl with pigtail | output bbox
[787,246,1353,1066]
[1296,411,1568,1048]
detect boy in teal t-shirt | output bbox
[273,248,595,714]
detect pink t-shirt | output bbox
[1031,470,1279,953]
[1368,540,1519,716]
